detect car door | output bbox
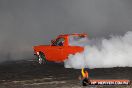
[50,37,65,61]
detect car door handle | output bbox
[59,48,62,49]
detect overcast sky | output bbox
[0,0,132,61]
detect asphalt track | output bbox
[0,60,131,88]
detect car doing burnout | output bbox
[33,33,87,64]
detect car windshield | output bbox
[69,35,89,46]
[52,38,64,46]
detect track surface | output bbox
[0,60,131,88]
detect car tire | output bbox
[36,52,46,64]
[38,52,47,64]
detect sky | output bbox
[0,0,132,61]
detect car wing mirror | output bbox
[51,40,55,45]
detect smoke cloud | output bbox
[64,31,132,69]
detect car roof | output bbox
[58,33,88,37]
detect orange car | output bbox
[33,33,87,64]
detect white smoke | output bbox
[64,31,132,69]
[68,35,89,46]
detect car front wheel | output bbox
[35,52,46,64]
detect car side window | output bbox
[53,38,65,46]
